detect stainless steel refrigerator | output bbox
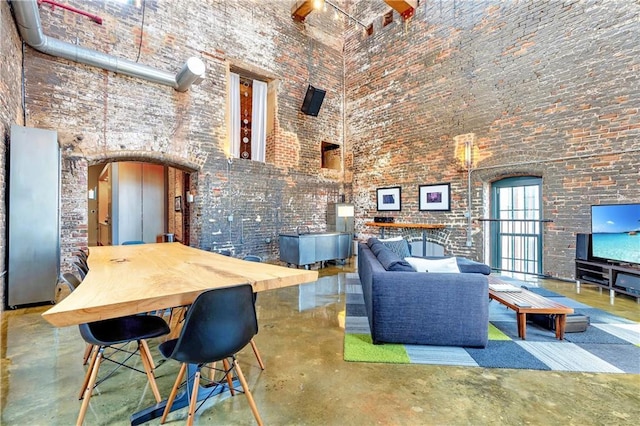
[8,125,60,308]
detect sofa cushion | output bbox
[455,257,492,275]
[370,242,386,257]
[405,256,461,273]
[376,246,414,272]
[380,238,411,259]
[367,237,381,248]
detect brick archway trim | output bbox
[86,151,201,172]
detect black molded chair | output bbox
[242,255,265,370]
[77,255,89,269]
[77,249,88,262]
[242,255,262,262]
[77,312,170,425]
[60,272,82,292]
[74,261,88,280]
[122,240,145,245]
[59,273,94,365]
[159,285,263,426]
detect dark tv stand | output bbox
[575,259,640,304]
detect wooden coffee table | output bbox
[488,278,574,340]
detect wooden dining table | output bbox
[42,242,319,327]
[43,242,319,425]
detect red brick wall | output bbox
[18,0,346,265]
[1,0,26,307]
[345,0,640,278]
[5,0,639,287]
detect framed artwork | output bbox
[419,183,451,211]
[174,196,182,212]
[376,186,401,211]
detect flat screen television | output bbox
[591,203,640,265]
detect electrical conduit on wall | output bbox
[9,0,205,92]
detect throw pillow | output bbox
[455,257,492,275]
[367,237,381,248]
[404,257,461,273]
[378,236,403,242]
[380,238,411,259]
[376,246,414,272]
[369,242,385,256]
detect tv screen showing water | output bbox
[591,203,640,264]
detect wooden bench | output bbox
[488,279,574,340]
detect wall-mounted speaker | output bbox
[301,85,326,117]
[576,233,591,260]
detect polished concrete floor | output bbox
[1,260,639,425]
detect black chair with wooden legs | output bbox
[58,273,95,365]
[77,249,88,262]
[60,272,81,292]
[242,255,265,370]
[74,261,88,280]
[76,314,170,425]
[158,284,263,426]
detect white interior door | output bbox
[111,162,165,244]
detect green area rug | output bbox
[343,274,640,373]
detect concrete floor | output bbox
[1,260,639,425]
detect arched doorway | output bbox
[88,161,191,246]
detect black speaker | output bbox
[576,233,591,260]
[615,273,640,293]
[301,85,326,116]
[374,217,394,223]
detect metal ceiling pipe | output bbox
[10,0,205,92]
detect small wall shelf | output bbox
[364,222,446,230]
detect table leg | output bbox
[517,312,527,340]
[130,363,233,425]
[555,314,567,340]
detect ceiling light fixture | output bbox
[325,0,368,29]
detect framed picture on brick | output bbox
[174,196,182,212]
[376,186,401,211]
[419,183,450,211]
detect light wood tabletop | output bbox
[42,243,318,327]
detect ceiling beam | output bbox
[291,0,315,22]
[384,0,418,20]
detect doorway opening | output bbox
[490,176,544,280]
[88,161,191,246]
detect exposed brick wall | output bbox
[346,0,640,279]
[17,0,346,265]
[60,157,89,271]
[1,1,26,307]
[6,0,638,289]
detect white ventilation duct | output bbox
[10,0,205,92]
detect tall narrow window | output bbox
[229,72,267,162]
[490,176,543,279]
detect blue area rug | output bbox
[343,273,640,373]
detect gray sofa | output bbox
[357,239,490,347]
